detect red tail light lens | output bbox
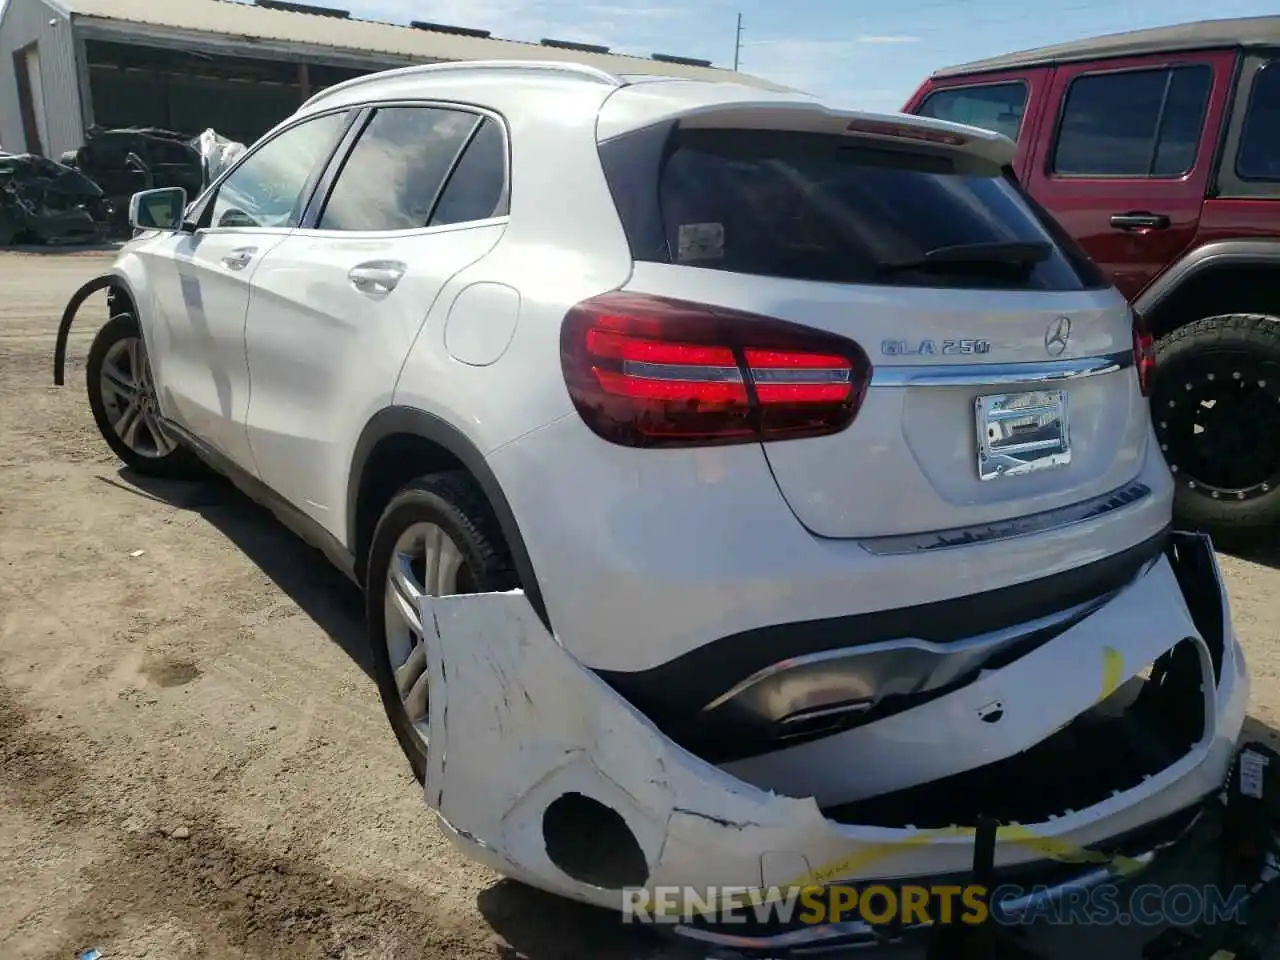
[560,292,872,447]
[1132,309,1155,397]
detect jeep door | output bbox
[1022,50,1238,300]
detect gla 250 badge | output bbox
[880,338,993,357]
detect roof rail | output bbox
[303,59,626,109]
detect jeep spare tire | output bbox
[1151,313,1280,539]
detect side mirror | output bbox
[129,187,188,232]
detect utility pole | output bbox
[733,13,743,71]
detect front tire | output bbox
[86,313,202,477]
[1151,313,1280,541]
[366,471,518,782]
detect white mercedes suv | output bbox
[58,60,1248,947]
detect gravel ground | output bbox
[1,250,1278,960]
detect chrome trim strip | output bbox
[622,361,743,382]
[872,351,1132,387]
[858,481,1152,556]
[750,367,852,384]
[698,592,1112,722]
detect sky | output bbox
[280,0,1277,112]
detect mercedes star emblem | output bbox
[1045,315,1072,358]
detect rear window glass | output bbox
[650,128,1096,291]
[1237,61,1280,181]
[916,82,1028,142]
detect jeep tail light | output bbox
[1132,309,1155,397]
[560,292,872,447]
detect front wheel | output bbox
[86,312,202,477]
[1151,313,1280,540]
[365,471,518,782]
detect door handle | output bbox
[221,247,256,271]
[1109,212,1171,231]
[348,261,407,297]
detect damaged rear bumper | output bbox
[418,531,1247,949]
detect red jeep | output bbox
[904,16,1280,539]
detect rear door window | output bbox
[647,128,1095,291]
[1237,61,1280,181]
[1052,65,1212,177]
[317,106,481,232]
[916,82,1028,141]
[428,116,509,226]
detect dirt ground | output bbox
[1,250,1278,960]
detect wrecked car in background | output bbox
[0,152,109,246]
[0,126,246,246]
[62,126,245,238]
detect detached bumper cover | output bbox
[418,532,1247,944]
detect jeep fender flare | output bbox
[1134,239,1280,321]
[346,406,549,628]
[52,272,138,386]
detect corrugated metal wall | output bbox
[0,0,84,157]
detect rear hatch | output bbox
[598,100,1144,539]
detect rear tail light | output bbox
[560,292,872,447]
[1132,309,1155,397]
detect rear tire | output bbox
[1150,313,1280,541]
[86,313,203,478]
[365,471,519,782]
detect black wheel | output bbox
[365,471,518,782]
[86,313,203,477]
[1151,313,1280,539]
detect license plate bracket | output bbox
[975,389,1071,481]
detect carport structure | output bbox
[0,0,783,158]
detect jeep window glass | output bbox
[429,117,509,227]
[651,128,1092,290]
[916,83,1028,141]
[1237,62,1280,181]
[209,111,348,230]
[318,107,480,232]
[1053,65,1211,177]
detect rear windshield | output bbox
[607,127,1102,291]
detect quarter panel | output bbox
[392,77,637,456]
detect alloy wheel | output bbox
[382,522,472,747]
[98,335,177,458]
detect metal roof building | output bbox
[0,0,786,158]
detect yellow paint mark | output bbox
[1100,646,1125,701]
